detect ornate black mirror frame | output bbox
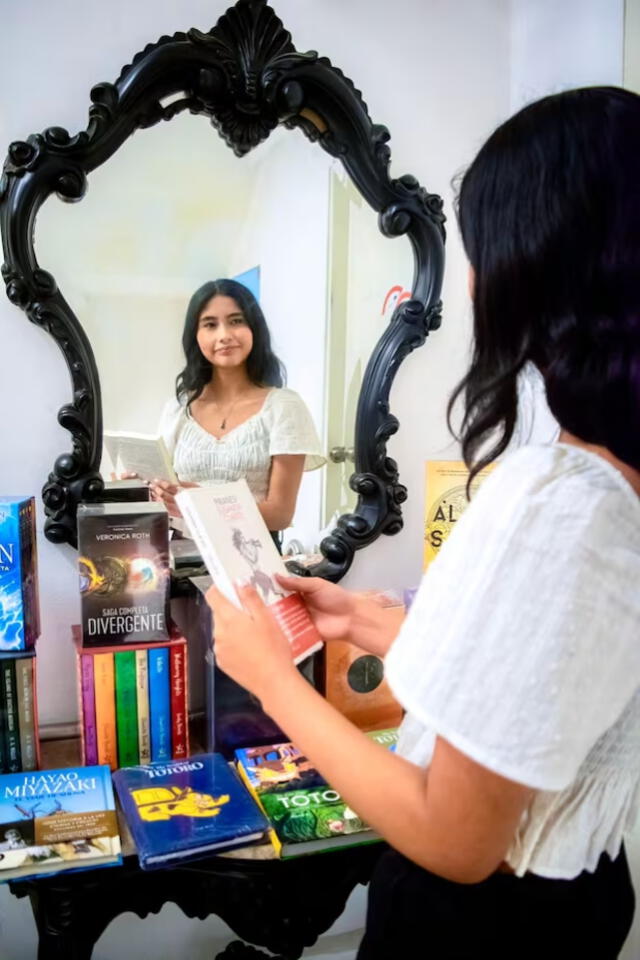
[0,0,445,581]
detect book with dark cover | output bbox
[190,575,322,758]
[113,754,269,869]
[1,660,21,773]
[0,765,121,881]
[15,656,37,772]
[77,502,170,646]
[0,497,40,652]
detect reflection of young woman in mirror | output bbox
[149,279,324,541]
[206,88,640,958]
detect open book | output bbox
[175,480,323,665]
[103,431,178,485]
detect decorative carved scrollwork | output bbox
[1,0,444,574]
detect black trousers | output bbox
[356,846,635,960]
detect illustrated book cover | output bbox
[258,785,379,858]
[113,753,269,869]
[0,765,121,881]
[77,501,170,645]
[235,730,398,858]
[423,461,495,571]
[176,481,323,665]
[0,496,40,652]
[103,430,178,486]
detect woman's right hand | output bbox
[276,574,404,658]
[276,575,355,641]
[149,479,182,518]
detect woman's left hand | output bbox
[206,583,297,701]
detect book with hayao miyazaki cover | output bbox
[113,753,269,869]
[176,481,323,665]
[0,765,121,882]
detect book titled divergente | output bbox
[176,481,323,665]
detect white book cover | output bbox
[175,480,323,665]
[103,431,178,485]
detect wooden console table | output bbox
[8,739,382,960]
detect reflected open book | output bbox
[176,480,323,665]
[103,431,178,485]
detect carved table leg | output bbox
[25,881,97,960]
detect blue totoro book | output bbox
[113,753,269,869]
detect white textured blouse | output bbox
[158,387,325,502]
[385,443,640,879]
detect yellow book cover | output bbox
[93,653,118,770]
[423,460,495,571]
[235,762,283,858]
[135,649,151,764]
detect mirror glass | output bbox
[35,113,413,551]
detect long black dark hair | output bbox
[176,278,285,404]
[448,86,640,485]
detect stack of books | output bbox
[235,729,399,858]
[0,496,41,773]
[75,501,189,770]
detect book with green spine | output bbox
[114,651,139,766]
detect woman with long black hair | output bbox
[204,87,640,958]
[150,278,324,537]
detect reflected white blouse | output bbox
[385,443,640,879]
[158,387,325,502]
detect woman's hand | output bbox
[149,479,199,517]
[276,575,355,641]
[277,574,404,657]
[206,583,297,700]
[149,479,182,517]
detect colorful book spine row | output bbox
[77,639,189,771]
[0,653,39,773]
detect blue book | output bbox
[0,497,40,652]
[148,648,170,761]
[113,753,270,869]
[0,765,121,882]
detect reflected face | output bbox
[196,295,253,370]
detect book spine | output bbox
[148,647,171,761]
[15,656,37,771]
[94,652,118,770]
[204,647,215,754]
[1,660,21,772]
[176,496,238,603]
[79,653,99,765]
[114,650,139,767]
[0,663,6,772]
[169,642,188,760]
[23,499,40,646]
[135,649,151,764]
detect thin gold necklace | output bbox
[217,393,246,431]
